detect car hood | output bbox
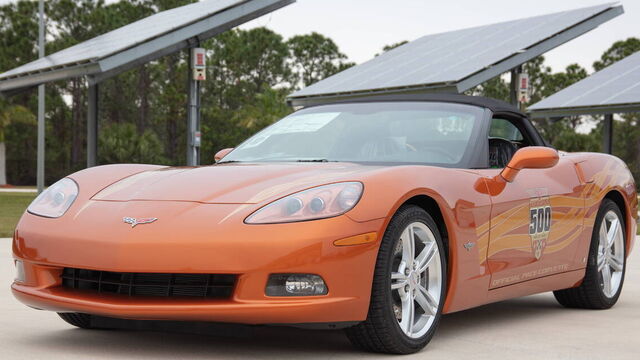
[92,162,385,204]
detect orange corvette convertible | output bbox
[12,94,637,354]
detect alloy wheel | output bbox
[390,221,442,339]
[597,210,625,298]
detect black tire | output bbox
[553,199,627,309]
[58,312,93,329]
[345,205,447,354]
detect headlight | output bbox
[27,178,78,218]
[245,182,363,224]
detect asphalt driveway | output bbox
[1,237,638,359]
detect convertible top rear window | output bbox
[224,102,485,167]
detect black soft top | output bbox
[312,93,525,117]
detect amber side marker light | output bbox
[334,232,378,246]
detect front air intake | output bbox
[61,268,236,298]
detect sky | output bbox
[0,0,637,74]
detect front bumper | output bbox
[12,200,384,324]
[12,283,361,324]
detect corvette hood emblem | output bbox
[123,217,158,228]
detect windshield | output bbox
[224,101,485,166]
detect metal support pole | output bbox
[603,113,613,154]
[186,48,201,166]
[36,0,45,193]
[87,80,99,168]
[510,65,522,108]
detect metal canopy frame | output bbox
[528,103,640,118]
[0,0,294,174]
[287,3,623,107]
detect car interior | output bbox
[488,117,531,168]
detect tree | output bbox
[382,41,408,52]
[523,56,550,105]
[466,76,509,102]
[0,1,39,73]
[99,122,167,164]
[534,63,589,141]
[593,38,640,71]
[200,27,330,161]
[0,104,36,185]
[210,28,291,94]
[610,113,640,186]
[520,58,590,145]
[201,87,292,161]
[287,32,354,88]
[47,0,106,165]
[0,0,38,185]
[375,41,409,57]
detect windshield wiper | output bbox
[219,159,333,163]
[296,159,330,163]
[217,160,242,164]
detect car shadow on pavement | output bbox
[19,295,564,358]
[437,293,563,339]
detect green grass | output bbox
[0,192,36,238]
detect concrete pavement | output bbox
[1,237,638,359]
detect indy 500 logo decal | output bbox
[529,196,551,260]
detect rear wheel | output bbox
[58,312,93,329]
[345,205,447,354]
[554,199,626,309]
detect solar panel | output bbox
[529,50,640,117]
[0,0,294,93]
[288,3,623,107]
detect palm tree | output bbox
[0,105,35,186]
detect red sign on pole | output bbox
[191,48,207,81]
[518,73,530,103]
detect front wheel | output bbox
[554,198,626,309]
[345,205,447,354]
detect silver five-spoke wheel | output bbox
[553,199,626,310]
[345,206,445,353]
[597,210,625,298]
[391,222,442,339]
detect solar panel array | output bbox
[529,50,640,116]
[289,3,622,105]
[0,0,246,79]
[0,0,294,90]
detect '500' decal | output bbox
[529,206,551,235]
[529,196,551,260]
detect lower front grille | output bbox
[61,268,236,298]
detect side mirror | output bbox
[500,147,559,183]
[214,148,234,163]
